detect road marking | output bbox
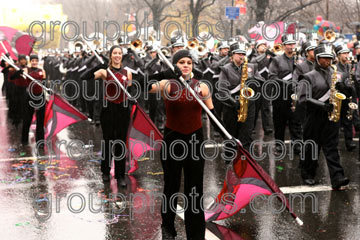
[280,185,333,194]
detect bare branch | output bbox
[159,9,181,22]
[274,0,323,21]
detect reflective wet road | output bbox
[0,88,359,240]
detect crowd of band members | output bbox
[2,33,360,189]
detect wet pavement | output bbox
[0,89,359,240]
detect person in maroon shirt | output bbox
[21,54,46,146]
[148,49,218,239]
[83,45,132,187]
[8,54,28,126]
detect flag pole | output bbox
[155,48,304,226]
[81,37,135,102]
[155,47,233,141]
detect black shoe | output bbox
[346,143,356,152]
[293,145,301,155]
[161,224,177,239]
[303,178,316,186]
[102,174,110,183]
[273,145,283,155]
[117,176,127,187]
[332,177,349,190]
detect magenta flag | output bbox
[126,102,163,173]
[0,26,35,59]
[205,143,300,224]
[44,94,88,141]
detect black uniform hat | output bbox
[334,44,350,55]
[217,41,230,49]
[170,37,185,48]
[281,34,296,45]
[314,44,334,59]
[229,42,247,54]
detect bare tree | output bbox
[189,0,216,37]
[143,0,181,31]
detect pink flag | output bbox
[44,94,87,141]
[126,102,163,173]
[205,143,299,223]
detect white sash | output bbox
[258,67,269,74]
[318,89,331,102]
[282,73,292,81]
[230,84,241,94]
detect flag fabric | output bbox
[125,102,163,173]
[0,26,35,59]
[205,143,297,222]
[44,93,88,141]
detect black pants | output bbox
[273,99,302,142]
[161,127,205,240]
[13,85,27,125]
[100,101,130,179]
[148,94,165,129]
[21,93,45,144]
[254,94,272,131]
[301,109,346,185]
[222,101,255,150]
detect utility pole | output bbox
[230,0,234,38]
[326,0,329,19]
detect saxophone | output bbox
[328,65,346,122]
[237,57,255,122]
[346,63,358,120]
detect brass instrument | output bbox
[237,57,255,122]
[329,65,346,122]
[187,38,199,50]
[347,97,358,120]
[197,43,208,58]
[271,43,284,55]
[346,66,359,120]
[130,39,142,50]
[324,30,336,43]
[161,47,171,58]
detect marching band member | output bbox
[298,44,349,189]
[146,49,224,239]
[218,42,256,150]
[335,44,360,151]
[269,34,302,155]
[251,40,274,135]
[21,54,46,146]
[8,54,28,127]
[81,45,132,187]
